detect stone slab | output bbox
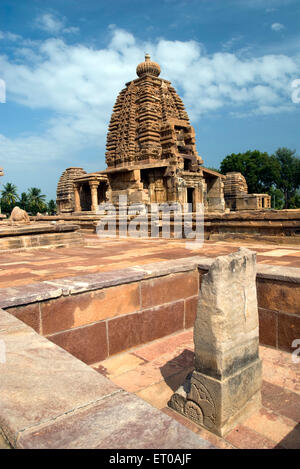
[0,282,63,308]
[0,309,120,446]
[0,223,80,237]
[257,264,300,284]
[17,391,215,449]
[130,256,213,278]
[44,268,145,295]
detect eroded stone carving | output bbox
[168,248,262,436]
[9,206,30,224]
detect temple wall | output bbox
[236,195,271,211]
[206,177,225,212]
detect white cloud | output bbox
[35,13,79,36]
[0,26,299,172]
[0,30,22,41]
[36,13,65,34]
[271,22,285,32]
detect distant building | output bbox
[224,172,271,210]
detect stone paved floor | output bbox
[92,330,300,449]
[0,234,299,288]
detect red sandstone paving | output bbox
[93,330,300,449]
[133,330,194,362]
[0,235,299,288]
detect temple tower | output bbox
[104,54,224,211]
[56,55,226,213]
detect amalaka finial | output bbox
[136,54,161,78]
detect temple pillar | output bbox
[168,248,262,437]
[73,183,81,212]
[89,181,100,212]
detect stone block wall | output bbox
[257,277,300,352]
[1,261,201,365]
[0,257,299,362]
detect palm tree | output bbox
[18,192,29,212]
[27,187,46,215]
[1,182,19,214]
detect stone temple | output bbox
[57,54,226,214]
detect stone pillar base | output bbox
[168,358,262,437]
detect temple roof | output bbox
[105,55,202,170]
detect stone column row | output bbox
[73,180,100,212]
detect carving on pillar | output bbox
[169,376,216,429]
[186,381,216,426]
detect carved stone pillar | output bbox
[73,183,81,212]
[89,180,99,212]
[168,248,262,437]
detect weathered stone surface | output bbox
[0,431,11,449]
[131,256,212,277]
[5,303,41,333]
[141,271,198,308]
[257,264,300,284]
[17,392,215,449]
[184,295,198,328]
[108,301,184,355]
[258,307,277,347]
[193,248,259,379]
[0,309,120,446]
[0,309,214,450]
[278,313,300,352]
[0,223,83,252]
[44,268,145,295]
[169,248,262,436]
[41,282,140,334]
[257,278,300,315]
[9,206,30,224]
[0,282,63,308]
[47,321,108,364]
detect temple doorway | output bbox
[187,187,194,212]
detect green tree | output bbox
[272,148,300,209]
[27,187,47,215]
[288,191,300,209]
[220,150,280,194]
[47,199,57,215]
[268,187,285,210]
[0,182,19,214]
[17,192,30,212]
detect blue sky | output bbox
[0,0,300,200]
